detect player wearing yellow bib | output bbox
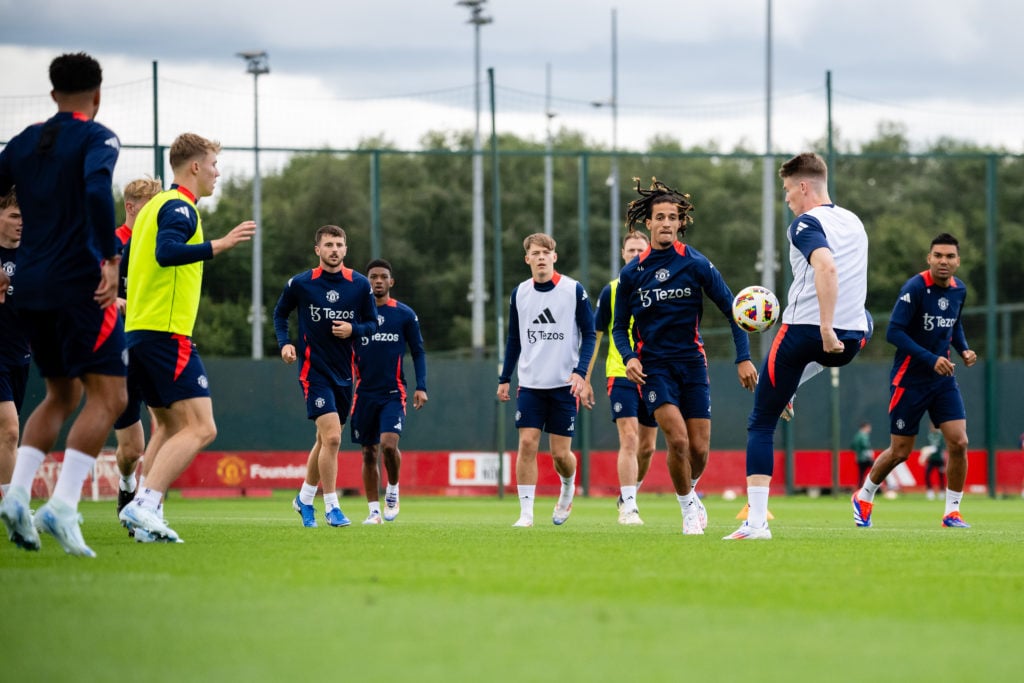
[581,231,658,525]
[118,133,255,543]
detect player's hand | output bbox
[578,381,596,410]
[413,390,428,410]
[94,256,120,308]
[961,349,978,367]
[115,297,127,315]
[280,344,297,364]
[496,383,511,402]
[568,373,586,398]
[625,358,646,385]
[933,356,956,376]
[737,359,758,392]
[821,327,845,354]
[332,320,352,338]
[211,220,257,255]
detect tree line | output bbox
[122,123,1022,360]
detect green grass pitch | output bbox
[2,492,1022,682]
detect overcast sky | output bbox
[2,0,1021,185]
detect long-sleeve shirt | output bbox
[499,273,596,389]
[0,111,120,308]
[612,241,750,367]
[354,297,427,397]
[273,265,378,386]
[887,270,970,387]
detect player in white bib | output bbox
[497,233,596,527]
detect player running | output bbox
[352,259,428,524]
[852,233,977,529]
[276,225,378,529]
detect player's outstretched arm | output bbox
[211,220,256,256]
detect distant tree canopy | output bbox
[190,124,1024,359]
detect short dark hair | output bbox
[779,152,828,182]
[365,258,393,275]
[315,224,346,245]
[49,53,103,94]
[931,233,959,250]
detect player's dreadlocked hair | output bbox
[625,177,695,237]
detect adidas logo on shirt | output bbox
[899,293,912,304]
[532,308,556,324]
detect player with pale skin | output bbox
[726,153,869,540]
[111,178,163,517]
[580,231,659,523]
[744,173,844,497]
[497,242,586,492]
[498,234,596,527]
[118,133,256,542]
[0,193,26,493]
[280,232,355,510]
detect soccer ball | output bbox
[732,285,780,333]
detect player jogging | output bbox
[352,259,428,524]
[276,225,378,529]
[852,233,976,529]
[0,52,125,557]
[118,133,256,543]
[498,233,596,528]
[613,178,757,535]
[581,230,659,525]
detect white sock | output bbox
[51,449,95,508]
[636,479,643,491]
[746,486,770,528]
[368,501,381,515]
[10,445,46,492]
[0,483,8,497]
[558,473,575,507]
[620,485,638,510]
[677,491,696,514]
[135,487,163,511]
[386,483,399,498]
[299,482,318,506]
[860,477,880,502]
[691,476,700,490]
[323,492,339,511]
[944,489,964,516]
[119,472,137,493]
[518,484,536,517]
[137,474,146,490]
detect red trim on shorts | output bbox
[891,356,910,387]
[767,323,788,387]
[298,340,312,395]
[888,386,905,414]
[394,360,407,403]
[171,334,191,380]
[93,304,119,352]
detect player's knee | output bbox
[320,431,342,452]
[946,434,969,456]
[0,421,18,452]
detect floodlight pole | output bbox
[592,8,620,278]
[237,50,269,360]
[458,0,492,356]
[544,62,556,237]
